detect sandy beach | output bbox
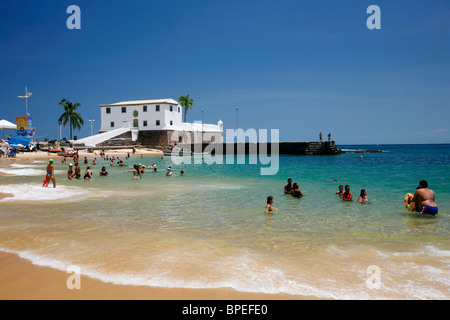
[0,150,315,300]
[0,251,312,300]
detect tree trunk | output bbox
[70,115,73,140]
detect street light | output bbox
[89,119,95,136]
[201,109,204,143]
[18,86,32,116]
[235,107,239,129]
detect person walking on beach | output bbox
[44,159,56,188]
[341,185,353,201]
[266,196,277,213]
[412,180,438,215]
[284,178,293,194]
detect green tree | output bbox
[178,95,194,122]
[58,99,84,140]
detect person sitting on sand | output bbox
[290,182,304,198]
[99,166,109,176]
[341,185,353,201]
[412,180,438,215]
[284,178,293,194]
[358,189,369,202]
[266,196,277,213]
[84,165,93,181]
[67,164,74,180]
[336,185,344,196]
[44,159,56,188]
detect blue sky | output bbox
[0,0,448,144]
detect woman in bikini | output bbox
[341,185,353,201]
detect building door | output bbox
[133,119,139,128]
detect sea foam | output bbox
[0,183,101,202]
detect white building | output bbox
[97,98,223,146]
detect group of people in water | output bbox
[266,178,438,215]
[42,155,185,187]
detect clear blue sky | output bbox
[0,0,448,144]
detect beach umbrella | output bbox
[0,119,16,138]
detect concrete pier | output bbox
[179,140,341,155]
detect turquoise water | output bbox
[0,144,449,299]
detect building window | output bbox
[156,105,160,112]
[121,107,127,113]
[106,107,111,114]
[178,107,180,113]
[143,120,147,127]
[156,120,160,126]
[170,105,173,112]
[170,121,173,126]
[143,106,147,112]
[110,122,115,128]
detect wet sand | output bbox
[0,251,316,300]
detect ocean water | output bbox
[0,144,449,299]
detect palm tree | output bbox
[58,98,84,140]
[178,95,194,123]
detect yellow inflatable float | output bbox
[404,193,416,211]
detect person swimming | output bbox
[84,165,93,181]
[265,196,277,213]
[412,180,438,215]
[284,178,293,194]
[336,185,344,196]
[341,185,353,201]
[358,189,369,202]
[290,182,304,198]
[99,166,109,176]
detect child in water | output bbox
[265,196,278,213]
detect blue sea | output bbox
[0,144,449,299]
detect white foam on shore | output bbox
[0,168,64,176]
[0,184,102,202]
[1,244,448,300]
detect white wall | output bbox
[100,103,183,132]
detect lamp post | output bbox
[89,119,95,136]
[235,107,239,129]
[201,109,204,144]
[18,86,32,116]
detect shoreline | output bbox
[0,251,319,300]
[0,148,164,161]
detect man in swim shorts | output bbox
[44,159,56,188]
[413,180,438,215]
